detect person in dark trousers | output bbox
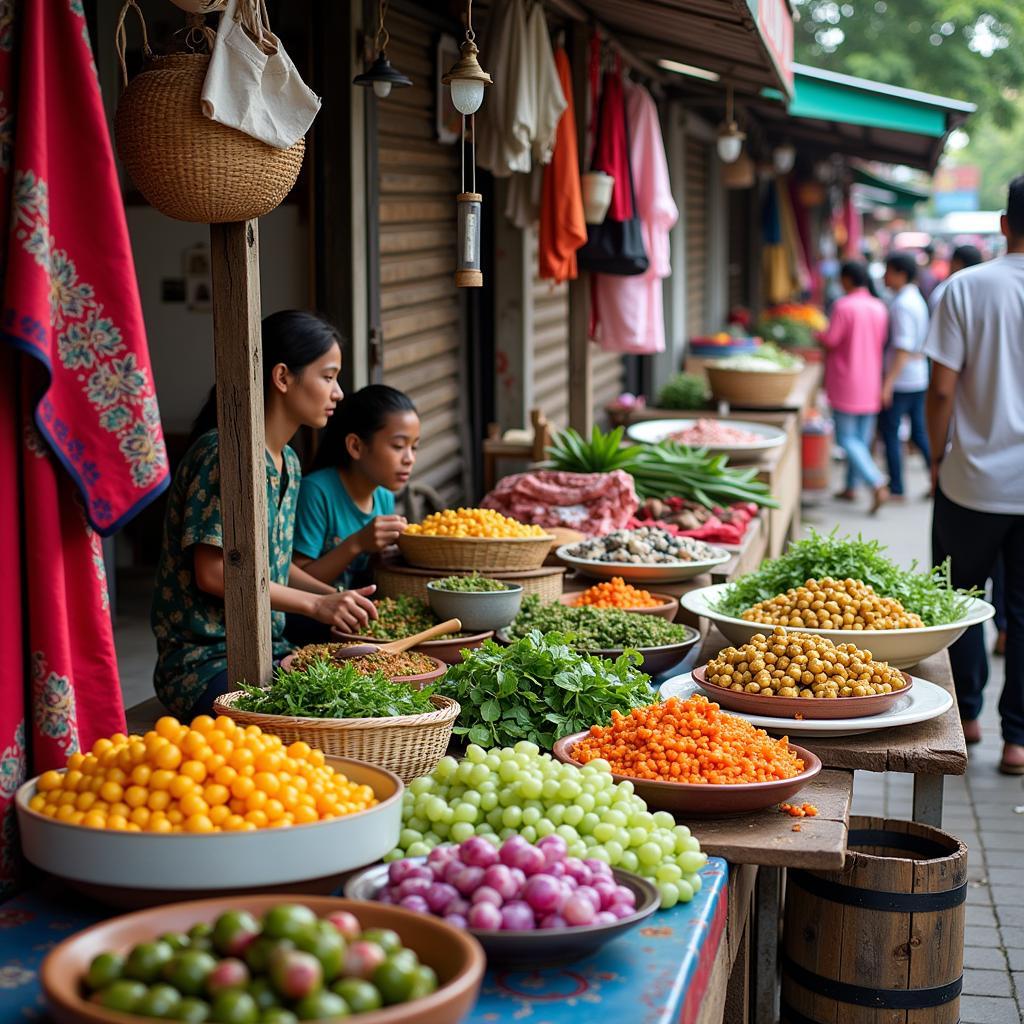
[879,252,931,499]
[926,176,1024,774]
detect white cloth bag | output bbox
[201,0,320,149]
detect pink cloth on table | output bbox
[591,80,678,354]
[818,288,889,415]
[481,470,638,534]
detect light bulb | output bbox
[373,79,392,99]
[717,133,743,164]
[450,78,485,115]
[773,144,796,174]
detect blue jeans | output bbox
[932,489,1024,744]
[832,411,884,490]
[877,390,931,496]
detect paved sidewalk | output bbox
[804,461,1024,1024]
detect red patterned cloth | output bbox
[0,1,167,896]
[482,470,638,535]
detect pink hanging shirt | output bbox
[819,288,889,414]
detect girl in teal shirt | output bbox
[292,385,421,593]
[151,312,379,717]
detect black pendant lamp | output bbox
[353,0,411,99]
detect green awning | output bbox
[852,166,930,206]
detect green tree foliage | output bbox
[793,1,1024,128]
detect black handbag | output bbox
[577,73,648,277]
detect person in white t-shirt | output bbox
[925,175,1024,775]
[879,252,932,499]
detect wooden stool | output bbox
[481,409,552,494]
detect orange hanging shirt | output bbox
[539,48,586,284]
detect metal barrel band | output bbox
[848,827,953,860]
[789,868,967,913]
[782,954,962,1009]
[781,999,960,1024]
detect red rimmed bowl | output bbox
[692,664,914,720]
[558,592,680,622]
[552,732,821,816]
[280,651,447,689]
[40,895,485,1024]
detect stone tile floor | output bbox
[804,459,1023,1024]
[113,457,1023,1022]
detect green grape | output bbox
[399,829,422,848]
[541,779,560,799]
[604,840,623,864]
[568,840,587,859]
[558,780,581,801]
[562,806,584,827]
[521,807,541,826]
[498,761,519,783]
[480,792,498,812]
[466,745,486,764]
[406,841,431,856]
[383,848,404,862]
[619,850,639,872]
[593,823,616,843]
[652,811,675,830]
[677,878,695,903]
[450,821,475,843]
[535,818,555,838]
[601,809,627,828]
[519,825,537,843]
[577,813,599,836]
[409,777,433,796]
[687,872,702,894]
[501,806,522,828]
[555,824,578,843]
[452,803,478,824]
[678,851,707,874]
[576,792,595,813]
[658,882,680,909]
[519,777,542,800]
[546,804,565,826]
[657,863,682,884]
[637,842,662,866]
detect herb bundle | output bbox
[234,659,437,719]
[439,631,655,748]
[713,529,980,626]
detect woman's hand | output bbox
[311,585,378,632]
[355,514,408,554]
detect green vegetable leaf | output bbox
[480,698,502,722]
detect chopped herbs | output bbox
[430,573,510,592]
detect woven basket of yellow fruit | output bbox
[15,715,402,906]
[398,509,554,572]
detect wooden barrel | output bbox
[782,816,966,1024]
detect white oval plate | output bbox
[626,418,787,460]
[660,672,953,737]
[556,543,732,584]
[680,583,995,670]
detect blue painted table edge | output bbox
[0,859,728,1024]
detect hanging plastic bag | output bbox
[201,0,320,150]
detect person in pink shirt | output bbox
[819,261,890,512]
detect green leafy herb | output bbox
[713,529,981,626]
[439,630,655,748]
[233,658,437,719]
[357,596,439,640]
[546,425,642,474]
[431,573,509,592]
[657,373,710,411]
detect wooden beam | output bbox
[567,23,593,435]
[211,221,273,688]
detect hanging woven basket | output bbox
[113,1,303,224]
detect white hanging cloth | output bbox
[201,0,320,149]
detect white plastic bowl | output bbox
[556,544,731,584]
[15,756,402,896]
[680,583,995,669]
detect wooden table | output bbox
[698,628,965,829]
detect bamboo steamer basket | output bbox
[705,365,800,407]
[376,558,565,605]
[782,816,966,1024]
[114,2,304,223]
[212,693,460,783]
[397,533,554,572]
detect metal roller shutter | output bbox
[685,137,710,338]
[531,234,571,430]
[375,12,470,505]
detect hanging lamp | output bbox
[445,0,492,287]
[773,142,796,175]
[716,84,746,164]
[353,0,411,99]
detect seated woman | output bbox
[288,387,420,643]
[151,311,377,719]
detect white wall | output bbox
[127,206,310,435]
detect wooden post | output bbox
[211,220,272,687]
[567,23,592,435]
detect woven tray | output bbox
[212,693,460,783]
[397,533,553,572]
[706,365,801,407]
[376,558,565,605]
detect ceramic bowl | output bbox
[426,582,524,632]
[680,583,996,669]
[16,757,402,908]
[588,625,701,677]
[558,591,680,622]
[692,665,914,719]
[552,733,822,816]
[344,861,659,966]
[41,895,485,1024]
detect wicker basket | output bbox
[705,365,801,407]
[376,560,565,605]
[114,4,304,223]
[397,533,554,572]
[211,692,460,783]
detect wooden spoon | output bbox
[331,618,463,659]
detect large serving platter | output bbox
[557,544,731,584]
[626,418,787,461]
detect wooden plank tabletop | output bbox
[690,769,852,871]
[698,628,967,777]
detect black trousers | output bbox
[932,488,1024,744]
